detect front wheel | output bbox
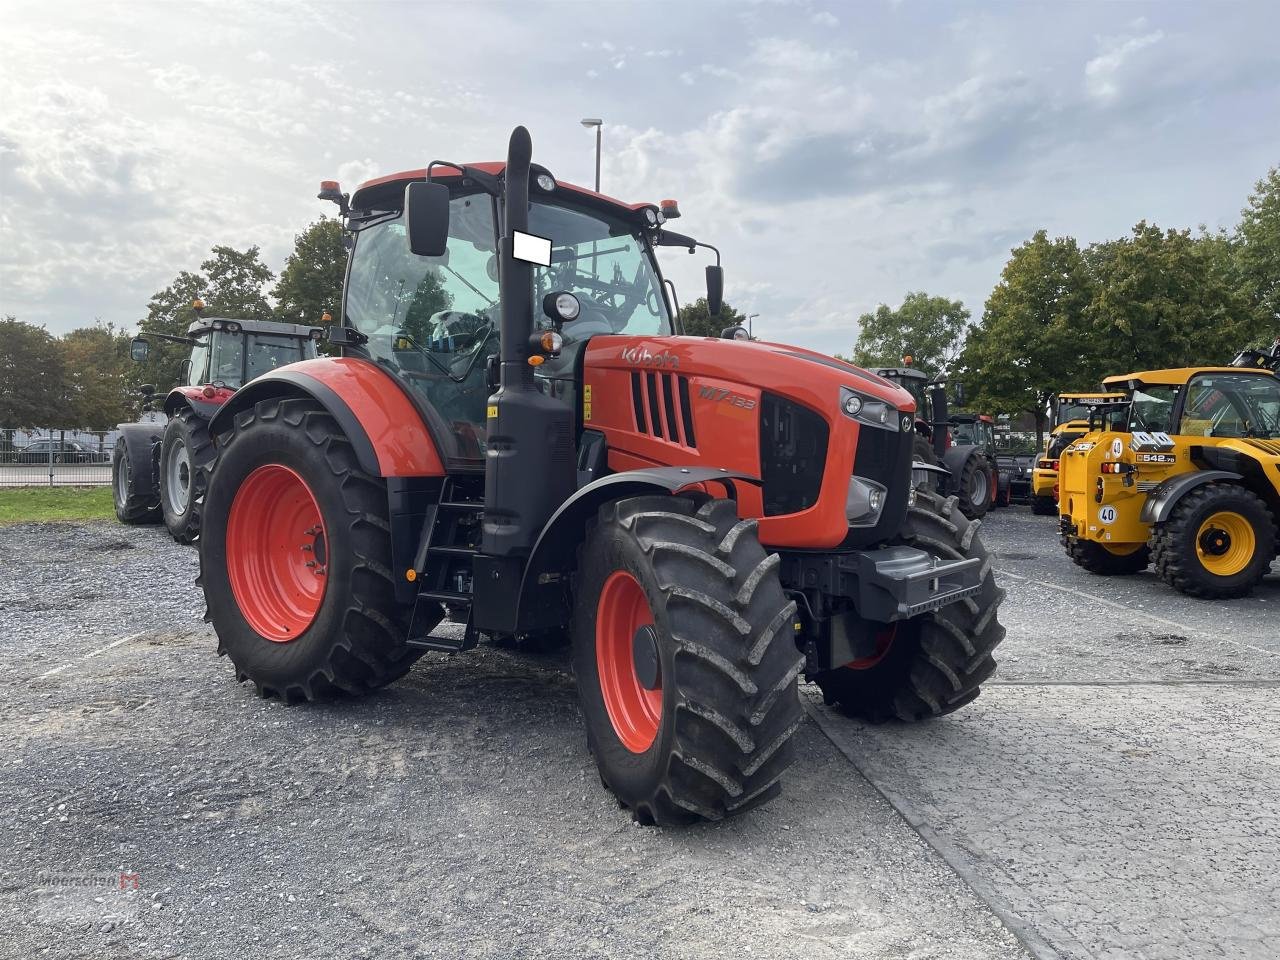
[199,397,434,701]
[814,488,1006,722]
[572,495,804,825]
[1150,483,1276,599]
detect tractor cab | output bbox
[1029,391,1127,515]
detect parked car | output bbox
[14,438,108,464]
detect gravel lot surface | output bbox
[1,506,1275,959]
[815,505,1279,960]
[0,520,1026,960]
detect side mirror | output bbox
[952,381,967,406]
[706,265,724,319]
[130,337,150,362]
[405,181,451,257]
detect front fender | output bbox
[207,357,444,478]
[1139,470,1242,524]
[507,467,760,634]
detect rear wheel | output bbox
[814,489,1006,722]
[572,495,804,825]
[112,440,160,524]
[1063,536,1150,575]
[160,409,213,543]
[1150,484,1276,599]
[199,397,434,701]
[1031,494,1058,516]
[956,453,992,520]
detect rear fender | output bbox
[485,467,759,635]
[206,357,445,478]
[1140,471,1242,524]
[164,386,232,419]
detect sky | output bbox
[1,0,1277,356]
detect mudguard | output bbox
[115,421,164,500]
[1139,470,1242,524]
[940,444,981,494]
[506,467,759,633]
[164,385,233,419]
[207,357,445,478]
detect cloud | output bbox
[1085,30,1165,101]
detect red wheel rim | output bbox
[844,623,897,670]
[596,570,662,753]
[226,464,327,642]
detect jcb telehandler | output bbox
[198,127,1005,824]
[1059,365,1280,598]
[1030,392,1126,516]
[114,304,323,542]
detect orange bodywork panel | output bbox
[279,357,445,478]
[583,336,915,550]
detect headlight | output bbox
[846,475,888,526]
[535,173,556,192]
[839,386,901,431]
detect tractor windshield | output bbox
[529,200,671,345]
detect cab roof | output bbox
[185,317,322,339]
[1059,392,1125,400]
[1102,367,1278,387]
[350,162,658,222]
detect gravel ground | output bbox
[0,520,1027,960]
[814,504,1279,960]
[2,507,1275,959]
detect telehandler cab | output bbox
[1059,365,1280,597]
[198,127,1005,824]
[1030,392,1126,516]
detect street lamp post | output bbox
[580,118,603,192]
[747,313,760,338]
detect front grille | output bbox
[630,372,697,448]
[759,394,828,516]
[843,417,913,547]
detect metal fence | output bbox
[0,428,120,487]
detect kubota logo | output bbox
[621,346,679,369]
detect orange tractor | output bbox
[199,128,1005,824]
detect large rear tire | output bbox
[112,440,161,525]
[572,495,804,825]
[814,489,1006,722]
[1063,536,1150,575]
[160,409,213,543]
[1150,483,1276,599]
[956,453,993,520]
[199,397,434,701]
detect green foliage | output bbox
[272,218,346,328]
[1236,166,1280,329]
[849,292,969,380]
[677,298,745,338]
[1084,222,1258,370]
[400,272,455,344]
[59,323,133,429]
[956,231,1096,445]
[0,317,65,427]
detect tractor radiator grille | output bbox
[630,372,697,448]
[759,394,828,516]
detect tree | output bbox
[676,298,745,338]
[0,317,66,428]
[273,217,346,328]
[202,245,275,321]
[848,292,968,380]
[957,230,1097,448]
[1083,222,1259,370]
[1236,166,1280,332]
[59,323,134,429]
[400,271,454,344]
